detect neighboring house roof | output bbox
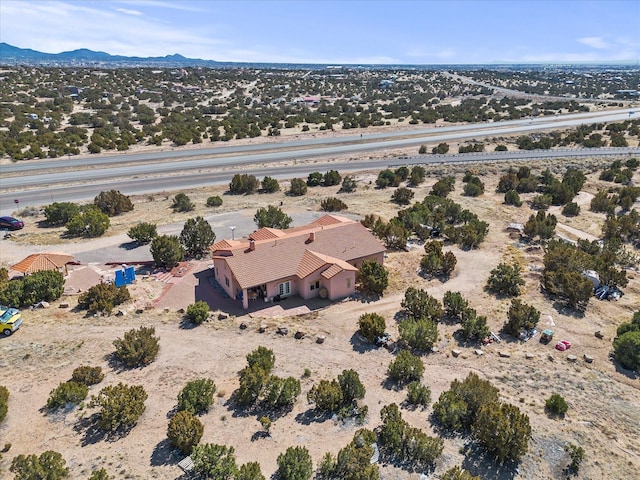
[11,252,74,274]
[212,215,384,289]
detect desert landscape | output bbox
[1,146,639,479]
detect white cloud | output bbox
[578,36,609,49]
[115,0,205,13]
[114,7,142,16]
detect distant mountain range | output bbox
[1,43,636,70]
[0,42,220,67]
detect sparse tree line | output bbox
[2,65,615,160]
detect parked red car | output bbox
[555,340,572,351]
[0,216,24,230]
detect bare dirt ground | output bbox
[0,160,639,480]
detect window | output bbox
[310,280,320,291]
[346,279,351,289]
[278,281,291,296]
[225,276,230,287]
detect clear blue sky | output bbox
[1,0,638,64]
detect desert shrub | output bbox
[254,205,292,229]
[288,178,308,196]
[0,269,66,307]
[90,383,147,432]
[616,311,640,336]
[388,350,424,385]
[10,451,69,479]
[399,318,438,352]
[504,299,540,336]
[432,142,449,154]
[419,144,427,154]
[531,193,553,210]
[229,173,259,194]
[504,190,522,206]
[523,210,557,240]
[44,202,80,226]
[406,381,431,407]
[167,410,204,454]
[460,308,490,342]
[0,385,8,423]
[391,187,415,205]
[46,381,88,411]
[379,403,443,468]
[376,169,398,188]
[150,234,185,269]
[88,468,111,480]
[562,202,580,217]
[307,380,343,412]
[260,176,280,193]
[339,175,357,193]
[66,206,110,237]
[94,190,134,216]
[565,443,585,475]
[441,466,480,480]
[358,260,388,295]
[358,312,386,343]
[77,283,131,315]
[178,378,217,415]
[180,216,216,258]
[323,170,341,186]
[113,326,160,368]
[433,372,499,432]
[172,193,195,212]
[191,443,238,479]
[206,195,223,207]
[263,376,301,409]
[337,369,366,404]
[613,330,640,371]
[485,262,525,297]
[463,180,484,197]
[473,402,531,463]
[277,446,313,480]
[443,290,470,321]
[402,286,443,321]
[246,346,275,371]
[186,301,210,324]
[320,197,348,212]
[430,176,455,197]
[545,393,569,416]
[127,222,157,244]
[71,366,104,386]
[237,462,265,480]
[306,172,323,187]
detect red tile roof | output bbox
[11,253,74,274]
[212,215,384,289]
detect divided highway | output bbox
[1,108,638,215]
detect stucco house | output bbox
[210,215,386,309]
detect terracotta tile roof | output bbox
[249,227,285,241]
[216,219,385,289]
[322,264,347,279]
[310,214,352,226]
[296,250,330,278]
[11,253,74,274]
[210,238,243,253]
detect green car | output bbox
[0,305,22,336]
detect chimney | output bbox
[249,239,255,251]
[308,231,315,243]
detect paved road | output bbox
[1,107,636,175]
[1,108,638,215]
[2,147,638,216]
